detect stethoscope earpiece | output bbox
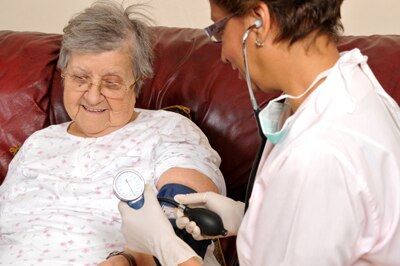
[254,19,262,29]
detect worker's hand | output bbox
[118,184,201,266]
[175,192,244,240]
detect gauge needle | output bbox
[125,179,135,194]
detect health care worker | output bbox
[118,0,400,265]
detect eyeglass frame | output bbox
[61,72,140,98]
[204,12,238,43]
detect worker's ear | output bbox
[248,2,272,43]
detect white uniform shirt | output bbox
[0,109,225,265]
[237,49,400,266]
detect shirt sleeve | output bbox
[153,114,226,195]
[248,140,375,265]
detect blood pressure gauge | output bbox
[113,169,145,209]
[113,169,227,236]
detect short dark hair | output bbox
[211,0,344,44]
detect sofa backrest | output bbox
[136,27,279,200]
[1,28,400,203]
[0,27,274,201]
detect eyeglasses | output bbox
[61,72,140,99]
[204,13,237,43]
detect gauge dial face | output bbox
[113,169,145,202]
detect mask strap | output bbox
[243,21,331,109]
[273,68,331,103]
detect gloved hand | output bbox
[118,184,201,266]
[174,192,244,240]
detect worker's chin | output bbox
[249,82,263,93]
[239,75,260,91]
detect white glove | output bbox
[174,192,244,240]
[118,184,201,266]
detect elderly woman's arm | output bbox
[98,249,156,266]
[157,167,219,193]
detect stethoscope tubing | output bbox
[241,24,268,212]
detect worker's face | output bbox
[209,2,247,81]
[62,44,138,138]
[208,2,268,94]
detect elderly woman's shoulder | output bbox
[29,121,71,138]
[136,108,192,122]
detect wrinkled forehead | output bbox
[66,48,134,78]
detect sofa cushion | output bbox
[0,28,399,266]
[137,27,277,201]
[1,30,400,201]
[0,31,62,179]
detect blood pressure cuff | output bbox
[157,183,211,259]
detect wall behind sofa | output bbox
[0,0,399,35]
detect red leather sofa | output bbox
[1,27,400,265]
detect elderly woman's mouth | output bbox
[83,106,106,112]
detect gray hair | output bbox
[58,0,154,94]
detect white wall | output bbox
[0,0,211,34]
[341,0,400,35]
[0,0,399,35]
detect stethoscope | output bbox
[229,20,271,266]
[242,21,268,212]
[112,24,268,232]
[225,22,269,266]
[112,22,271,266]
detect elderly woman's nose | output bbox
[85,83,104,103]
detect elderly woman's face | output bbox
[62,44,138,137]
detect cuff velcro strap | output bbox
[157,183,196,202]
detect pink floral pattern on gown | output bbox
[0,109,225,265]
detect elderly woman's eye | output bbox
[72,75,88,83]
[103,80,121,90]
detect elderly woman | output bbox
[0,1,225,265]
[118,0,400,265]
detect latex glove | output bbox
[118,184,201,266]
[174,192,244,240]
